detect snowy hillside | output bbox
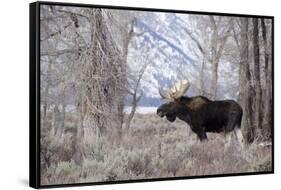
[126,12,239,106]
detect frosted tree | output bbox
[184,15,234,99]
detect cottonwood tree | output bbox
[40,6,75,136]
[125,53,150,130]
[252,18,262,137]
[184,15,234,99]
[260,18,273,139]
[238,18,255,143]
[116,17,148,131]
[40,5,136,166]
[76,8,135,142]
[208,16,234,100]
[183,15,209,96]
[235,17,272,143]
[40,5,86,167]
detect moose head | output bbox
[157,80,192,123]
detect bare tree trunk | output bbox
[124,91,142,130]
[238,56,243,103]
[186,17,232,99]
[267,53,273,139]
[123,21,147,131]
[208,16,233,100]
[124,61,148,130]
[42,85,49,123]
[55,86,66,137]
[261,18,271,139]
[80,9,129,139]
[56,103,66,137]
[42,60,52,129]
[199,58,205,95]
[210,59,219,100]
[252,18,262,136]
[50,105,59,137]
[77,94,85,139]
[85,9,109,137]
[266,19,272,139]
[209,16,218,100]
[70,93,85,164]
[118,20,135,133]
[239,18,254,144]
[261,19,269,86]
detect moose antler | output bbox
[159,80,190,101]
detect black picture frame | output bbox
[30,1,274,189]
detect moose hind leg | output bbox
[225,116,237,132]
[234,128,244,150]
[224,132,232,149]
[223,117,238,149]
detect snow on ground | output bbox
[49,105,158,114]
[124,106,157,114]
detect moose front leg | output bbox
[197,130,208,141]
[189,124,208,142]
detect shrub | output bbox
[41,113,272,185]
[253,155,272,172]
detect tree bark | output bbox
[239,18,255,143]
[209,16,233,100]
[199,58,205,95]
[252,18,262,135]
[209,16,218,100]
[80,9,129,139]
[124,92,141,131]
[210,59,219,100]
[261,18,272,139]
[42,59,52,129]
[124,61,148,130]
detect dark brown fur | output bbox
[157,96,243,141]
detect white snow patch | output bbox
[124,106,157,114]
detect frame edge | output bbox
[29,1,274,188]
[30,1,40,189]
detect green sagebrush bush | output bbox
[253,155,272,172]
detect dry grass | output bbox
[41,113,272,185]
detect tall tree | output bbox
[239,18,255,143]
[80,8,128,139]
[209,16,233,100]
[261,18,272,139]
[252,18,262,135]
[184,16,233,99]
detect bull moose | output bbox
[157,80,243,143]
